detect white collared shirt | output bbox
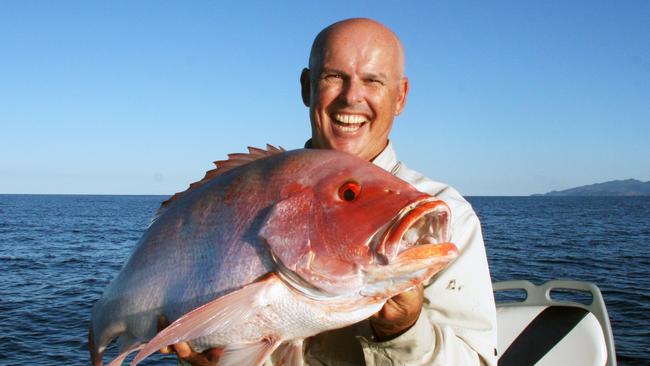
[365,141,497,365]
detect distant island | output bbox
[534,179,650,196]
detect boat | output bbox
[493,280,617,365]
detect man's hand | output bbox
[369,284,424,341]
[157,316,222,366]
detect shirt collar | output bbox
[371,141,399,173]
[303,139,399,174]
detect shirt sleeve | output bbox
[357,183,497,366]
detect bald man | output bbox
[167,18,497,366]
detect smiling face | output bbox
[301,19,409,162]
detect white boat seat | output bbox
[493,280,616,366]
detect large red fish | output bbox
[89,146,458,366]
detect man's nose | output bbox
[340,78,365,105]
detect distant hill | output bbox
[535,179,650,196]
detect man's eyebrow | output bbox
[362,72,388,81]
[317,68,389,81]
[319,67,347,75]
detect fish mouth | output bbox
[374,196,454,263]
[359,197,458,297]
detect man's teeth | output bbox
[333,114,367,132]
[335,114,367,124]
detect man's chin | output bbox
[313,132,369,158]
[330,139,367,159]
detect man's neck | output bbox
[303,139,391,163]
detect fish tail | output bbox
[88,321,104,366]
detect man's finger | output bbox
[370,284,425,341]
[172,342,193,359]
[157,315,173,354]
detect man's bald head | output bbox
[308,18,405,77]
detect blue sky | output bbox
[1,1,648,196]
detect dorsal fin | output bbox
[154,144,285,220]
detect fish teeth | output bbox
[403,227,420,244]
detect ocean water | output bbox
[0,194,648,365]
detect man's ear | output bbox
[300,68,311,107]
[394,76,409,116]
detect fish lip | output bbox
[373,196,452,263]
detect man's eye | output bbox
[325,74,343,80]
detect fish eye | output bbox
[338,181,361,202]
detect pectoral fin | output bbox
[271,339,304,366]
[219,338,281,366]
[130,275,284,365]
[106,344,143,366]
